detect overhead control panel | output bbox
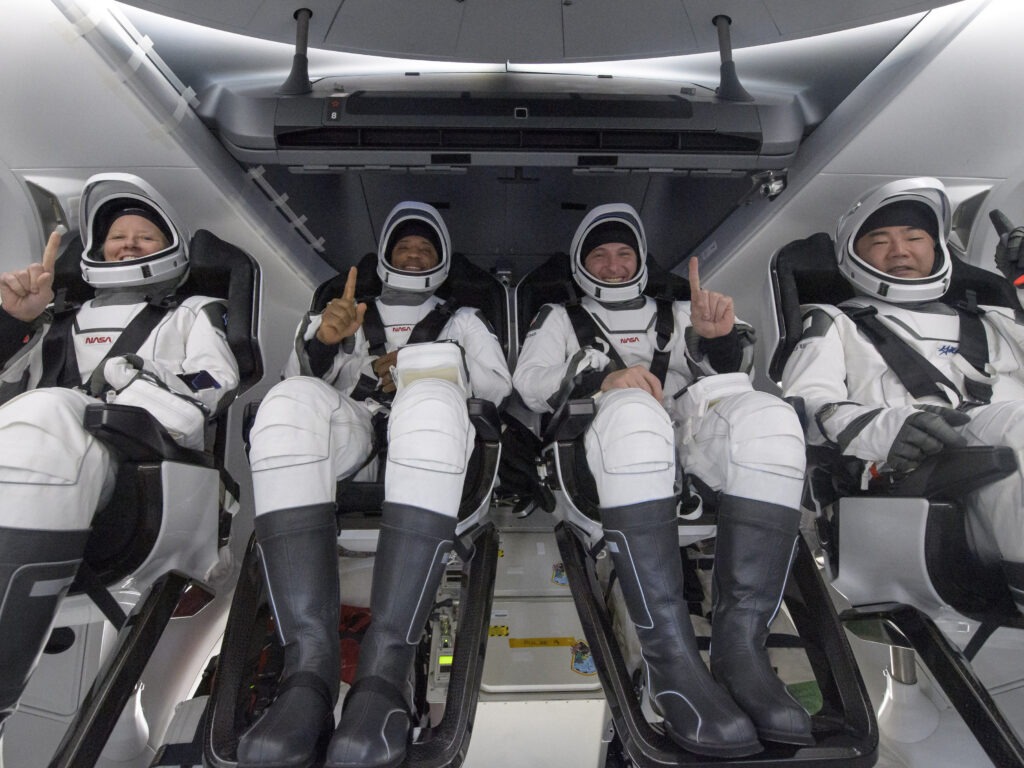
[197,72,805,172]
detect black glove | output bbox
[886,404,970,473]
[990,210,1024,286]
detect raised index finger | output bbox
[342,266,358,301]
[688,257,701,298]
[990,209,1015,238]
[42,230,61,273]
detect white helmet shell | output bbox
[80,173,188,289]
[835,177,952,304]
[571,203,648,303]
[376,202,451,293]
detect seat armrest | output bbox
[467,398,501,442]
[875,446,1016,501]
[84,403,214,467]
[542,398,596,444]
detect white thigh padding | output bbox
[584,389,676,506]
[681,390,805,508]
[387,378,472,474]
[590,389,674,475]
[249,377,342,470]
[720,392,806,481]
[0,389,95,484]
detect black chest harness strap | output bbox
[349,299,458,402]
[843,292,992,407]
[565,297,675,386]
[38,298,175,396]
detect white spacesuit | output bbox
[240,202,511,768]
[0,174,238,730]
[513,204,810,756]
[782,177,1024,601]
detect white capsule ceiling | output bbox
[115,0,963,62]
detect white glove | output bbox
[570,347,611,378]
[102,354,146,391]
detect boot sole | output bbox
[757,728,816,746]
[663,723,763,758]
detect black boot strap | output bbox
[277,671,333,711]
[343,675,411,717]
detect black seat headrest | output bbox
[186,229,263,391]
[52,235,94,307]
[767,233,850,381]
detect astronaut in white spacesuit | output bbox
[782,177,1024,608]
[513,204,810,757]
[0,174,239,731]
[240,202,511,768]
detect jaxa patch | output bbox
[551,562,568,586]
[571,641,597,675]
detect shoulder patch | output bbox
[201,301,229,331]
[469,307,500,336]
[528,304,555,332]
[799,306,837,340]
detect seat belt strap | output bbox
[38,308,80,389]
[75,561,129,629]
[954,290,994,405]
[566,301,673,387]
[408,300,456,344]
[565,302,628,372]
[842,305,982,406]
[360,301,388,357]
[649,297,675,386]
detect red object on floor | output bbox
[339,604,372,684]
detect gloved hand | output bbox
[990,210,1024,287]
[104,354,145,388]
[570,347,611,378]
[886,404,970,473]
[372,349,399,393]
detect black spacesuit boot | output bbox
[0,527,90,725]
[601,498,762,758]
[237,504,340,768]
[326,502,456,768]
[710,495,814,745]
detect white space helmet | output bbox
[80,173,188,289]
[835,177,952,304]
[376,202,451,293]
[571,203,648,303]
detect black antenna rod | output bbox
[712,15,753,102]
[279,8,313,95]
